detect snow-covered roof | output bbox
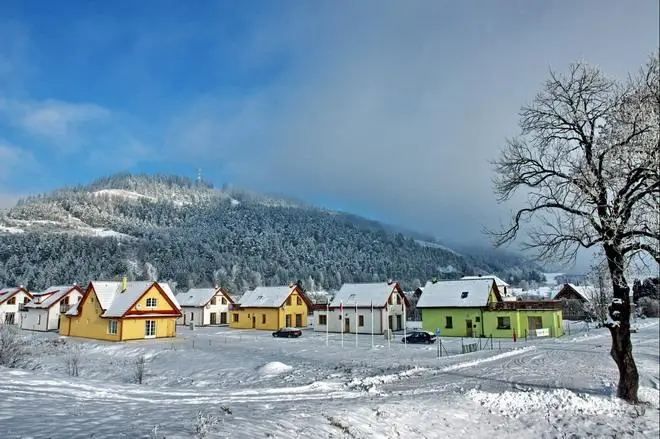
[0,286,29,304]
[32,285,72,297]
[25,285,81,309]
[67,281,181,317]
[176,288,232,307]
[554,284,595,302]
[461,275,510,287]
[329,282,402,307]
[417,279,497,308]
[237,286,299,308]
[103,282,180,318]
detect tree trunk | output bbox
[604,245,639,403]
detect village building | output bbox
[21,285,84,331]
[229,284,312,331]
[461,274,510,296]
[0,286,32,325]
[553,283,594,320]
[417,278,564,338]
[176,287,234,326]
[60,279,181,341]
[313,281,409,334]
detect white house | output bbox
[313,281,409,334]
[175,287,234,326]
[20,285,84,331]
[0,286,32,325]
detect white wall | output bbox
[177,295,231,326]
[0,291,32,325]
[20,309,49,331]
[313,307,406,334]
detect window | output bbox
[318,314,327,325]
[146,298,157,308]
[145,320,156,337]
[497,316,511,329]
[445,316,453,328]
[7,297,15,304]
[262,314,266,324]
[37,315,41,325]
[396,295,401,305]
[296,296,302,305]
[460,291,469,299]
[210,297,216,305]
[286,296,292,306]
[62,297,69,305]
[108,320,118,335]
[221,297,227,305]
[475,316,480,322]
[23,297,29,304]
[358,315,365,327]
[232,313,239,323]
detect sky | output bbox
[0,0,658,270]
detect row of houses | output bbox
[0,275,566,342]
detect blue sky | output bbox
[0,0,658,263]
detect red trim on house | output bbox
[124,309,181,316]
[0,287,32,306]
[120,282,182,318]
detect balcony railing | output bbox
[60,304,73,314]
[18,304,27,312]
[488,300,562,311]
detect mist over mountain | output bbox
[0,173,544,292]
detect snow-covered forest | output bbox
[0,174,544,292]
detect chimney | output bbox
[121,276,128,292]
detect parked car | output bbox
[272,327,302,338]
[402,331,436,344]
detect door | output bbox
[220,312,227,324]
[388,315,393,330]
[466,319,473,337]
[528,316,543,331]
[285,314,292,327]
[344,317,350,333]
[210,313,217,325]
[295,314,302,327]
[396,315,402,330]
[252,316,256,328]
[4,313,15,325]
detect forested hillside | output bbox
[0,174,544,292]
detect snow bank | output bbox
[466,388,627,418]
[258,362,293,376]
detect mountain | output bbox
[0,173,544,292]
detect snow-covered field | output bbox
[1,321,658,438]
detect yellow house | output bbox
[60,280,182,342]
[229,284,312,331]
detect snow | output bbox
[461,274,510,287]
[176,288,219,307]
[329,282,401,307]
[0,319,658,438]
[237,285,297,308]
[257,361,293,376]
[0,225,24,234]
[93,189,155,202]
[102,281,180,317]
[417,278,495,308]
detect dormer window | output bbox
[146,298,157,308]
[460,291,469,299]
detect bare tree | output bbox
[490,53,659,403]
[583,255,614,327]
[65,344,82,377]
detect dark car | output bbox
[272,327,302,338]
[402,331,437,344]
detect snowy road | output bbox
[0,321,658,438]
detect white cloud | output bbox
[0,139,39,180]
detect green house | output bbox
[416,278,564,338]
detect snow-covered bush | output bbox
[0,324,28,368]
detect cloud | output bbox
[167,1,659,246]
[0,98,110,148]
[0,139,39,180]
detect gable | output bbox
[69,286,104,319]
[123,284,181,317]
